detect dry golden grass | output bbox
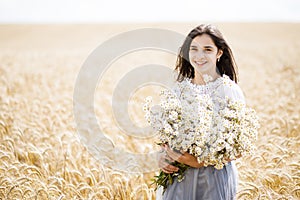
[0,23,299,199]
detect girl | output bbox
[157,24,244,200]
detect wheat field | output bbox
[0,23,299,199]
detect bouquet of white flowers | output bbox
[143,77,259,192]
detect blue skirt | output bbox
[158,161,238,200]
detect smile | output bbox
[195,61,207,66]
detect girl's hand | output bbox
[165,144,204,168]
[157,145,179,174]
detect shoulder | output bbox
[215,75,245,103]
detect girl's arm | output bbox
[165,144,204,168]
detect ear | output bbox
[217,49,223,59]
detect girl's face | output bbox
[189,34,223,78]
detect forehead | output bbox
[190,34,216,47]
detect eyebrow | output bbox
[190,45,214,48]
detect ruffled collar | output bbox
[178,74,232,94]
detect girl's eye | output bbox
[190,48,197,51]
[204,48,212,52]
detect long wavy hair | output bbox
[175,24,238,83]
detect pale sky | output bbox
[0,0,300,23]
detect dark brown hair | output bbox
[175,24,238,83]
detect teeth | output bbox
[195,61,206,65]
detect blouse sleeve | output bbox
[227,83,245,103]
[216,80,246,104]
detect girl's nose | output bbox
[195,51,205,60]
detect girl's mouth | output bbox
[195,61,207,66]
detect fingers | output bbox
[158,151,179,174]
[166,146,183,162]
[165,152,175,163]
[161,166,175,174]
[162,144,203,168]
[160,161,179,174]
